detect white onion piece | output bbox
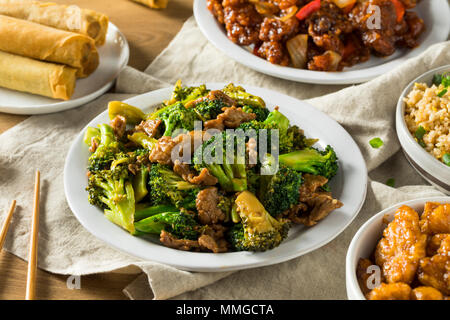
[286,34,309,69]
[332,0,356,8]
[323,50,342,70]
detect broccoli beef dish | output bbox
[84,81,343,253]
[207,0,425,71]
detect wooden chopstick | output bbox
[26,170,40,300]
[0,200,17,252]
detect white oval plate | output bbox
[0,22,129,115]
[194,0,450,85]
[64,84,368,272]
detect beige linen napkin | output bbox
[0,16,448,300]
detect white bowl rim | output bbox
[345,196,450,300]
[395,64,450,190]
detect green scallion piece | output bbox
[415,126,426,140]
[437,89,447,97]
[369,137,384,149]
[443,153,450,166]
[386,178,395,188]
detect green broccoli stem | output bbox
[108,101,145,125]
[103,181,135,234]
[132,166,149,203]
[134,213,171,234]
[98,124,115,146]
[83,127,100,147]
[128,132,157,150]
[134,204,178,221]
[231,202,240,223]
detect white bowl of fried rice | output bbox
[396,65,450,195]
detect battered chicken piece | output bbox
[375,205,427,284]
[367,283,412,300]
[411,286,444,300]
[420,202,450,235]
[426,234,450,256]
[356,258,378,295]
[418,236,450,295]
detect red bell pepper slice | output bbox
[391,0,405,22]
[295,0,321,21]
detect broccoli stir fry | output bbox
[84,81,343,253]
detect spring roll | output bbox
[0,0,109,45]
[132,0,169,9]
[0,15,99,78]
[0,51,77,100]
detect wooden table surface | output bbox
[0,0,193,300]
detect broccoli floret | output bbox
[171,84,209,105]
[242,105,270,122]
[193,131,247,192]
[222,83,265,108]
[279,145,339,179]
[246,166,260,195]
[149,102,197,137]
[192,98,228,121]
[148,164,201,209]
[238,108,291,155]
[134,211,201,240]
[88,124,121,172]
[228,191,289,251]
[217,192,233,222]
[282,126,319,153]
[259,166,302,217]
[86,166,135,234]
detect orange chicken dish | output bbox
[357,203,450,300]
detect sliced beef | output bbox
[199,224,229,253]
[159,230,200,251]
[89,137,99,153]
[196,187,226,225]
[204,106,256,131]
[135,119,161,138]
[148,136,178,165]
[110,115,126,139]
[173,160,218,186]
[284,173,343,227]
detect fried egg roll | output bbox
[132,0,169,9]
[0,51,77,100]
[0,15,99,78]
[0,0,109,45]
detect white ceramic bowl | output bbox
[345,196,450,300]
[396,65,450,195]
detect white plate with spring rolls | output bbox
[64,83,368,272]
[194,0,450,84]
[0,20,129,115]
